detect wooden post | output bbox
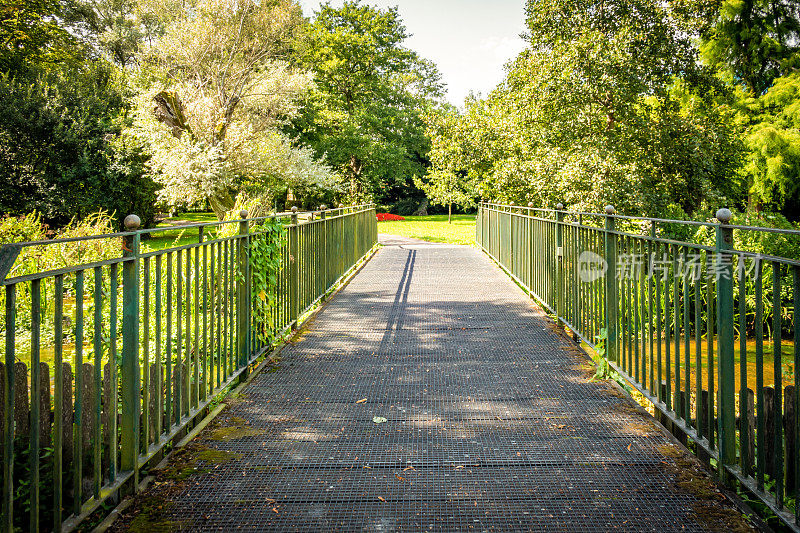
[765,386,776,478]
[785,385,796,492]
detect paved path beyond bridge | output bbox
[117,237,751,532]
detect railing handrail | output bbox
[0,204,377,285]
[1,204,376,250]
[479,201,800,236]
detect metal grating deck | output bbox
[121,238,749,532]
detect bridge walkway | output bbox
[115,237,750,532]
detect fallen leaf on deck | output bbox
[373,416,387,424]
[378,496,386,502]
[356,398,367,404]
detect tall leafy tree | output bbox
[288,1,443,205]
[134,0,335,219]
[738,73,800,215]
[426,0,742,216]
[699,0,800,95]
[0,64,159,227]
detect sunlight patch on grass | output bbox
[378,214,476,245]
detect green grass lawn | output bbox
[378,214,476,245]
[143,211,217,251]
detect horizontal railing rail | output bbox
[476,201,800,530]
[0,204,378,532]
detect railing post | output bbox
[528,202,534,296]
[604,206,618,364]
[715,208,736,483]
[508,202,514,268]
[237,210,249,374]
[556,203,565,326]
[320,205,328,291]
[121,215,140,484]
[291,206,299,329]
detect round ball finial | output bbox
[320,204,327,211]
[716,208,733,224]
[124,214,141,230]
[239,210,248,219]
[528,202,534,208]
[339,203,344,209]
[291,206,298,214]
[604,205,616,215]
[556,203,564,210]
[509,201,515,206]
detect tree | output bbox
[738,73,800,216]
[416,106,478,222]
[287,1,443,205]
[698,0,800,95]
[0,0,84,77]
[134,0,335,219]
[425,0,742,216]
[0,64,159,228]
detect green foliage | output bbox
[426,0,742,215]
[698,0,799,95]
[0,63,159,229]
[248,217,285,344]
[592,328,611,381]
[736,73,800,216]
[416,106,478,219]
[0,0,81,77]
[288,0,444,205]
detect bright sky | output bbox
[297,0,529,106]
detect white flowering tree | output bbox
[134,0,336,218]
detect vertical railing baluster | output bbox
[739,256,749,473]
[155,255,162,439]
[3,284,15,531]
[142,257,150,450]
[166,253,173,429]
[756,258,765,488]
[773,263,783,507]
[53,276,63,532]
[793,265,800,524]
[30,278,41,533]
[93,266,103,497]
[109,263,118,480]
[175,249,182,424]
[73,270,84,514]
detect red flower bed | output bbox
[376,213,405,221]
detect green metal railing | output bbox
[0,204,377,532]
[477,201,800,529]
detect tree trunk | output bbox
[209,190,236,221]
[348,155,363,201]
[448,203,452,224]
